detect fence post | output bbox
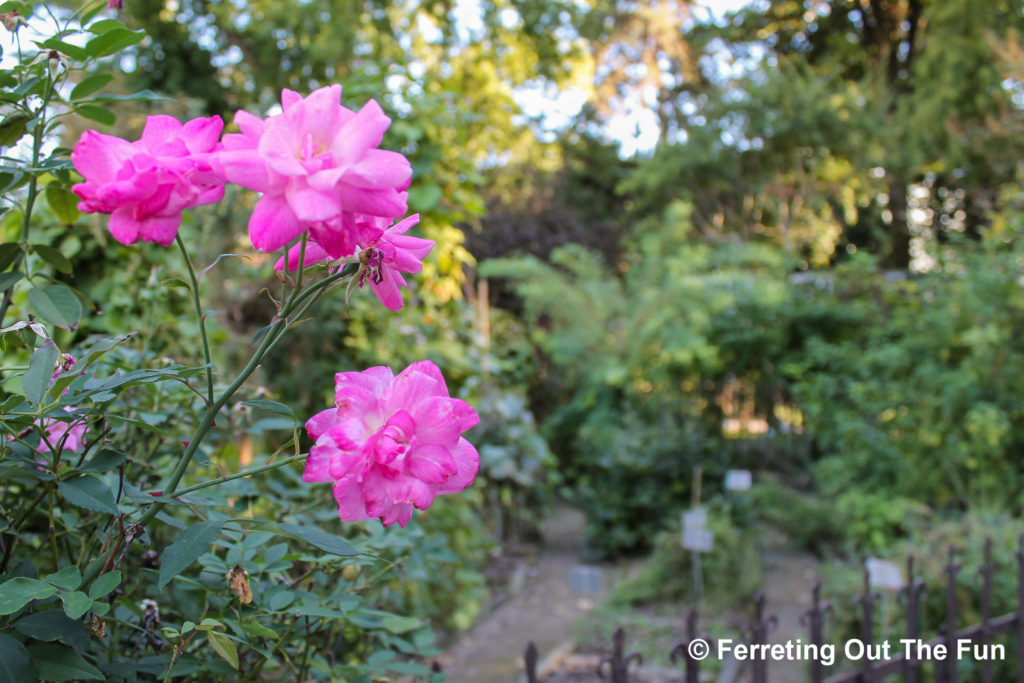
[748,592,778,683]
[940,544,960,683]
[1016,534,1024,683]
[855,565,878,682]
[901,554,925,683]
[524,642,538,683]
[802,581,830,683]
[597,626,641,683]
[979,538,993,683]
[670,607,704,683]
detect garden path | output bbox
[437,511,820,683]
[437,505,594,682]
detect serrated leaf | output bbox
[88,570,120,600]
[13,610,89,649]
[0,113,28,147]
[74,104,115,126]
[84,27,144,58]
[0,577,58,615]
[78,448,128,473]
[27,642,103,681]
[59,590,92,619]
[24,338,58,405]
[40,38,89,61]
[45,565,81,591]
[205,631,238,670]
[43,187,80,225]
[0,271,22,292]
[29,284,82,330]
[70,73,113,100]
[33,243,73,273]
[158,520,223,587]
[58,476,119,515]
[0,633,36,682]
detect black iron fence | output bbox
[521,537,1024,682]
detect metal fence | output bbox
[521,537,1024,683]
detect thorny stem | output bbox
[175,234,215,405]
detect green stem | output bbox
[132,316,286,531]
[168,454,306,498]
[175,234,215,405]
[0,84,49,325]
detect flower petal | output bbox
[248,193,303,252]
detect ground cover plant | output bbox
[0,3,487,680]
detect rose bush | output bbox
[0,4,480,680]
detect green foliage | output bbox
[790,248,1024,508]
[608,505,762,609]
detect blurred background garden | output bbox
[2,0,1024,680]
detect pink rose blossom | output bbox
[356,214,434,311]
[274,214,433,311]
[211,85,412,253]
[72,115,225,246]
[303,361,479,527]
[37,417,88,455]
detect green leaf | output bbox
[33,243,73,273]
[29,284,82,330]
[88,570,120,600]
[39,38,89,62]
[205,631,238,670]
[226,519,357,557]
[78,89,168,103]
[24,339,58,405]
[84,27,145,58]
[58,476,119,515]
[45,565,82,591]
[267,590,294,611]
[0,271,22,292]
[0,577,58,615]
[74,104,115,126]
[158,520,223,587]
[59,590,92,620]
[0,113,28,147]
[87,19,126,34]
[0,241,20,270]
[0,633,36,682]
[43,187,80,225]
[70,73,113,100]
[276,523,357,557]
[27,642,103,681]
[379,614,422,634]
[13,610,89,649]
[241,399,296,419]
[78,448,128,473]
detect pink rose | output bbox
[211,85,412,253]
[274,213,434,311]
[72,115,225,246]
[37,417,88,455]
[303,361,479,527]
